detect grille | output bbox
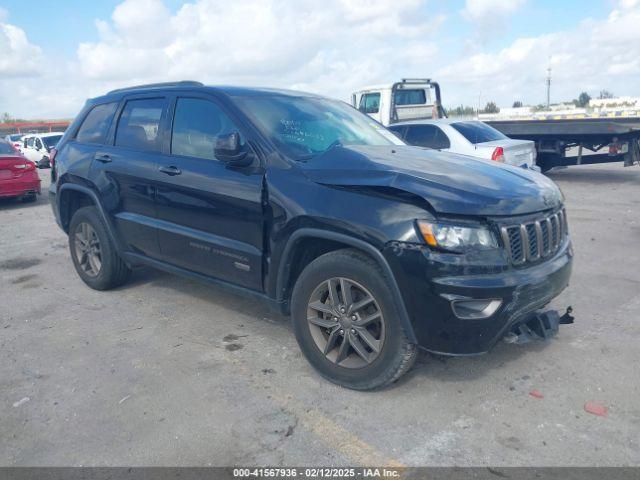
[500,209,568,265]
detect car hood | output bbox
[300,145,563,216]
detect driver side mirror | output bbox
[214,132,252,166]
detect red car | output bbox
[0,140,40,202]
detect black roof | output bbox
[93,81,322,104]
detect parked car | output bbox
[50,81,573,390]
[4,134,24,152]
[21,132,64,168]
[0,140,40,202]
[389,119,538,169]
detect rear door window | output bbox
[405,125,451,150]
[115,98,165,152]
[76,102,118,145]
[358,93,381,114]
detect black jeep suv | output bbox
[50,81,573,390]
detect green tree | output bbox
[1,112,14,123]
[447,105,476,118]
[482,102,499,114]
[512,101,523,108]
[573,92,591,108]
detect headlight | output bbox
[417,220,498,252]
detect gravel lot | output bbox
[1,164,639,467]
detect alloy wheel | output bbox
[74,222,102,277]
[307,277,385,368]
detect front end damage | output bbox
[383,231,574,355]
[504,307,574,345]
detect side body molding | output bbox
[276,228,417,344]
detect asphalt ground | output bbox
[1,163,639,466]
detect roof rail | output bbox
[107,80,204,95]
[401,78,432,84]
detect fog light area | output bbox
[451,299,502,319]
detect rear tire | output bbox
[22,193,37,203]
[291,249,416,390]
[69,206,132,290]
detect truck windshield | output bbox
[235,95,404,160]
[42,135,63,148]
[450,121,507,144]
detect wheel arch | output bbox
[58,184,123,254]
[276,228,417,344]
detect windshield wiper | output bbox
[293,141,344,162]
[295,153,318,162]
[325,139,343,151]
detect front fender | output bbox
[274,227,418,344]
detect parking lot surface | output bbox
[1,164,639,466]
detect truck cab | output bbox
[351,78,445,126]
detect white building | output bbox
[589,96,640,109]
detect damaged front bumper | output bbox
[384,237,574,355]
[504,307,574,345]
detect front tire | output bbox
[291,249,416,390]
[68,206,132,290]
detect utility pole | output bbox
[546,65,551,110]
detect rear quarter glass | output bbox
[76,102,119,145]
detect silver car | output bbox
[389,119,538,170]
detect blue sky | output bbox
[0,0,638,118]
[2,0,610,61]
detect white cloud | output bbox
[438,4,640,107]
[461,0,526,32]
[0,18,44,77]
[74,0,440,99]
[462,0,525,20]
[2,0,640,118]
[619,0,639,9]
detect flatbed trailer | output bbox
[351,78,640,172]
[484,117,640,171]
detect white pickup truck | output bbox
[351,78,445,127]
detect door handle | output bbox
[159,165,182,176]
[94,153,112,163]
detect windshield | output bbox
[8,134,23,141]
[42,135,63,148]
[235,94,404,160]
[0,141,17,154]
[451,121,507,144]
